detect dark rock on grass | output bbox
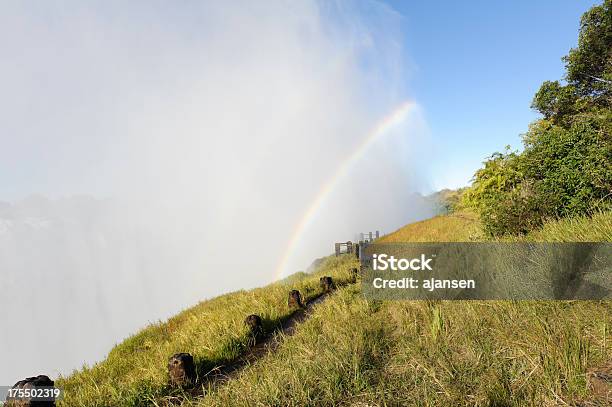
[288,289,304,308]
[244,314,263,339]
[350,268,359,283]
[5,375,55,406]
[168,353,196,387]
[319,276,334,292]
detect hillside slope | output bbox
[57,212,611,406]
[379,210,484,242]
[380,210,612,243]
[196,212,611,406]
[55,257,358,406]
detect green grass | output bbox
[378,210,485,243]
[380,210,612,243]
[197,287,609,406]
[196,212,611,406]
[55,256,358,406]
[514,211,612,242]
[57,212,611,406]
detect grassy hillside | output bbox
[512,211,612,242]
[199,288,609,406]
[378,210,484,243]
[195,212,611,407]
[57,212,611,406]
[380,210,612,243]
[55,257,358,406]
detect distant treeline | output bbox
[460,0,611,236]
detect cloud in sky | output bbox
[0,0,432,383]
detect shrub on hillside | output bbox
[465,115,611,236]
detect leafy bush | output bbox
[521,115,611,217]
[466,116,611,236]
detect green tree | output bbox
[564,0,612,107]
[521,116,612,217]
[531,81,578,123]
[532,0,612,123]
[466,1,612,236]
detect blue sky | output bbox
[382,0,598,190]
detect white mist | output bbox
[0,1,432,384]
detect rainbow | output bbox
[274,100,417,280]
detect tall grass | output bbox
[191,284,390,406]
[516,211,612,242]
[195,212,611,406]
[380,210,612,243]
[56,256,357,406]
[378,211,484,243]
[56,211,611,406]
[196,288,610,406]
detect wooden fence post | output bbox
[168,353,196,387]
